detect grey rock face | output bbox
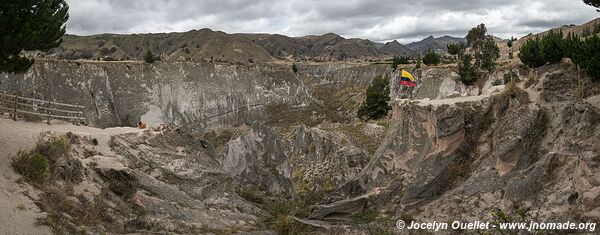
[220,123,294,198]
[493,104,546,176]
[1,61,393,128]
[289,125,370,193]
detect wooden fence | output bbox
[0,92,85,123]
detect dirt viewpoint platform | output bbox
[0,118,141,234]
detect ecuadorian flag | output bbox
[400,69,417,87]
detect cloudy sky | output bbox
[65,0,599,44]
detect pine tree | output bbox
[458,54,477,85]
[574,35,600,81]
[583,0,600,12]
[481,37,500,70]
[0,0,69,73]
[357,75,391,120]
[540,30,565,63]
[422,50,441,65]
[519,37,545,68]
[144,49,156,63]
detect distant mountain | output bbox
[42,30,417,63]
[47,29,274,64]
[379,40,415,56]
[241,32,388,61]
[406,35,466,54]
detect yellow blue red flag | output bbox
[400,69,417,87]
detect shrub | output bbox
[34,135,70,163]
[262,200,312,234]
[540,30,565,64]
[12,152,49,184]
[447,43,462,56]
[503,70,520,84]
[144,49,156,63]
[10,135,71,184]
[292,63,298,73]
[563,33,583,59]
[458,54,477,85]
[422,50,441,65]
[238,186,264,204]
[391,56,410,70]
[574,35,600,81]
[357,75,390,120]
[519,37,545,68]
[481,37,500,70]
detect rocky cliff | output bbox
[2,60,484,129]
[1,61,397,128]
[310,62,600,231]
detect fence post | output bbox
[12,94,17,121]
[46,100,52,125]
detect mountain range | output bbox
[42,29,468,63]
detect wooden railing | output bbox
[0,92,85,123]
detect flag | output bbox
[400,69,417,87]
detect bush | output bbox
[10,135,71,184]
[575,35,600,81]
[12,152,49,184]
[481,37,500,70]
[459,54,477,85]
[292,63,298,73]
[519,31,599,82]
[34,135,70,163]
[540,30,565,64]
[519,37,545,68]
[503,70,520,84]
[144,49,156,63]
[563,33,583,59]
[422,50,441,65]
[391,56,410,70]
[357,75,390,120]
[447,43,462,55]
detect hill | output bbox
[406,35,466,54]
[42,31,419,63]
[379,40,415,56]
[514,17,600,49]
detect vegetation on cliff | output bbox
[519,30,600,81]
[357,75,391,120]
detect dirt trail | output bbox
[395,82,544,107]
[0,117,141,235]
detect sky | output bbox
[65,0,599,44]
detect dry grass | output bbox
[11,135,71,185]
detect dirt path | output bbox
[0,117,141,235]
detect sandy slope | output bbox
[0,117,141,235]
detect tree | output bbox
[481,37,500,70]
[447,43,462,56]
[466,23,487,48]
[574,35,600,81]
[447,43,463,61]
[540,30,565,63]
[422,50,441,65]
[0,0,69,73]
[583,0,600,12]
[458,54,477,85]
[563,33,583,59]
[391,56,409,71]
[144,49,156,63]
[519,37,545,68]
[357,75,391,120]
[507,37,517,59]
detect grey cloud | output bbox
[65,0,599,43]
